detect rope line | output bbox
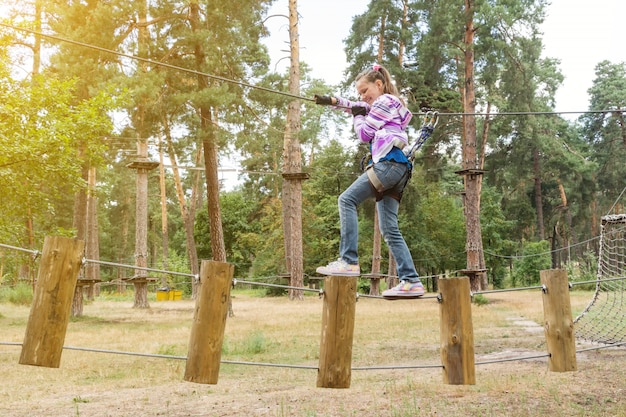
[352,364,442,370]
[473,285,544,295]
[483,234,603,260]
[0,22,312,103]
[1,23,624,118]
[475,352,550,365]
[83,257,197,279]
[606,185,626,215]
[570,275,626,287]
[3,341,624,371]
[234,278,322,294]
[0,243,39,256]
[4,240,626,299]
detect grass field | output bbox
[0,287,625,416]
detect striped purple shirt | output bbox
[335,94,412,163]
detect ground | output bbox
[1,290,625,416]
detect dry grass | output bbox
[1,288,625,416]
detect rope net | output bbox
[575,214,626,344]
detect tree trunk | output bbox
[132,151,152,309]
[158,135,169,288]
[187,2,227,264]
[86,166,100,299]
[188,0,230,315]
[131,0,152,309]
[72,146,89,247]
[533,148,545,240]
[282,0,305,300]
[462,0,486,291]
[557,179,573,263]
[202,120,226,263]
[188,149,202,282]
[118,192,131,293]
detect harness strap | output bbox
[366,165,406,202]
[366,166,384,193]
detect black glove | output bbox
[351,106,367,117]
[314,95,333,105]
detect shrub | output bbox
[511,241,551,287]
[0,282,33,305]
[472,293,490,306]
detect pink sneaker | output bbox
[382,280,425,299]
[316,259,360,276]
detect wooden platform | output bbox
[122,275,158,283]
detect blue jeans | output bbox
[338,161,420,282]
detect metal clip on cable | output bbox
[406,111,439,163]
[423,110,439,129]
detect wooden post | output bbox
[317,275,357,388]
[540,269,577,372]
[20,236,85,368]
[439,276,475,385]
[184,260,234,384]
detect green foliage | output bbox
[244,330,268,355]
[156,343,186,357]
[480,186,517,288]
[222,330,268,356]
[196,189,262,277]
[567,251,598,291]
[472,294,490,306]
[511,241,552,287]
[1,0,623,298]
[0,282,33,306]
[402,169,466,275]
[580,61,626,214]
[0,68,115,244]
[303,140,358,272]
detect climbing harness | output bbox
[362,110,439,201]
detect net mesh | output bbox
[574,214,626,344]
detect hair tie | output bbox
[372,64,381,72]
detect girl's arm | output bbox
[352,98,390,143]
[334,96,370,115]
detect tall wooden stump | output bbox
[184,260,234,384]
[317,275,357,388]
[20,236,85,368]
[439,276,475,385]
[540,269,577,372]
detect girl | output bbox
[314,64,425,298]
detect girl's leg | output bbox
[338,172,376,264]
[376,196,419,281]
[316,172,374,276]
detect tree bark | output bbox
[188,0,230,315]
[282,0,305,300]
[462,0,486,291]
[158,135,169,288]
[131,0,152,308]
[533,148,545,240]
[85,166,100,300]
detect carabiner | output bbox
[423,111,439,129]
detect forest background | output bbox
[0,0,625,298]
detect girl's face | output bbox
[356,78,384,105]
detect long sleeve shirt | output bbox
[335,94,412,163]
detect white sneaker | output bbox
[382,280,425,299]
[316,259,360,276]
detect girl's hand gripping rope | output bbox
[405,111,439,162]
[313,94,335,105]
